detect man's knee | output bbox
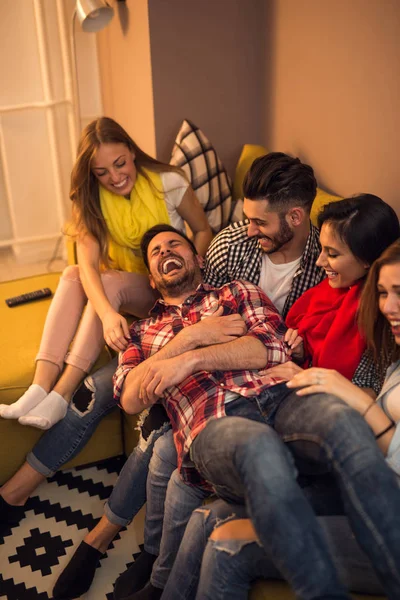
[277,393,373,466]
[277,392,355,438]
[150,430,177,472]
[308,395,365,441]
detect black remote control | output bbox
[5,288,52,307]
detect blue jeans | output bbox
[144,430,177,554]
[27,359,172,528]
[191,387,350,600]
[191,385,400,599]
[150,467,210,589]
[105,419,171,526]
[154,387,348,597]
[142,430,210,588]
[274,389,400,598]
[28,359,120,475]
[163,500,383,600]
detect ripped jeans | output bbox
[27,359,121,475]
[163,500,383,600]
[27,358,171,526]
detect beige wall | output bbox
[266,0,400,214]
[96,0,266,178]
[97,0,156,156]
[148,0,267,177]
[96,0,400,214]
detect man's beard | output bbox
[156,263,201,297]
[258,215,294,254]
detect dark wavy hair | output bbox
[359,239,400,369]
[140,224,197,270]
[318,194,400,267]
[242,152,317,213]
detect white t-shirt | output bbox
[160,171,189,234]
[258,254,301,314]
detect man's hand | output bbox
[181,306,247,348]
[284,328,304,361]
[139,355,195,406]
[259,361,303,381]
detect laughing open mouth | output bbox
[161,257,184,274]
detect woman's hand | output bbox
[284,328,304,361]
[286,367,359,405]
[102,310,131,352]
[259,361,303,381]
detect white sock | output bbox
[18,391,68,430]
[0,384,48,419]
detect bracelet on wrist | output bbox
[362,399,376,418]
[375,423,395,440]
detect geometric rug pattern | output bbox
[0,456,145,599]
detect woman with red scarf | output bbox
[161,195,400,600]
[271,194,393,393]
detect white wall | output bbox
[0,0,103,263]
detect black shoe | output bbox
[52,540,103,599]
[0,495,26,537]
[124,582,163,600]
[113,550,157,599]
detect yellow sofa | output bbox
[0,148,385,599]
[0,272,139,485]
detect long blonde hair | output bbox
[70,117,184,268]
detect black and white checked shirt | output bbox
[204,219,381,392]
[204,219,324,319]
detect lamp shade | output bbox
[76,0,114,32]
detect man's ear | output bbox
[196,255,205,269]
[149,274,156,289]
[287,207,306,227]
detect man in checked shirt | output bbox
[204,152,325,320]
[53,152,325,599]
[110,224,400,600]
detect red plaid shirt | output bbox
[114,281,289,486]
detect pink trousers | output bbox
[36,265,156,373]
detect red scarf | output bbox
[285,278,365,380]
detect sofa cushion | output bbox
[231,144,269,223]
[170,119,234,233]
[311,187,343,227]
[233,144,269,202]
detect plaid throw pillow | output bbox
[170,119,234,233]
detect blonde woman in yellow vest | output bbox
[1,117,212,429]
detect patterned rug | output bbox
[0,457,145,600]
